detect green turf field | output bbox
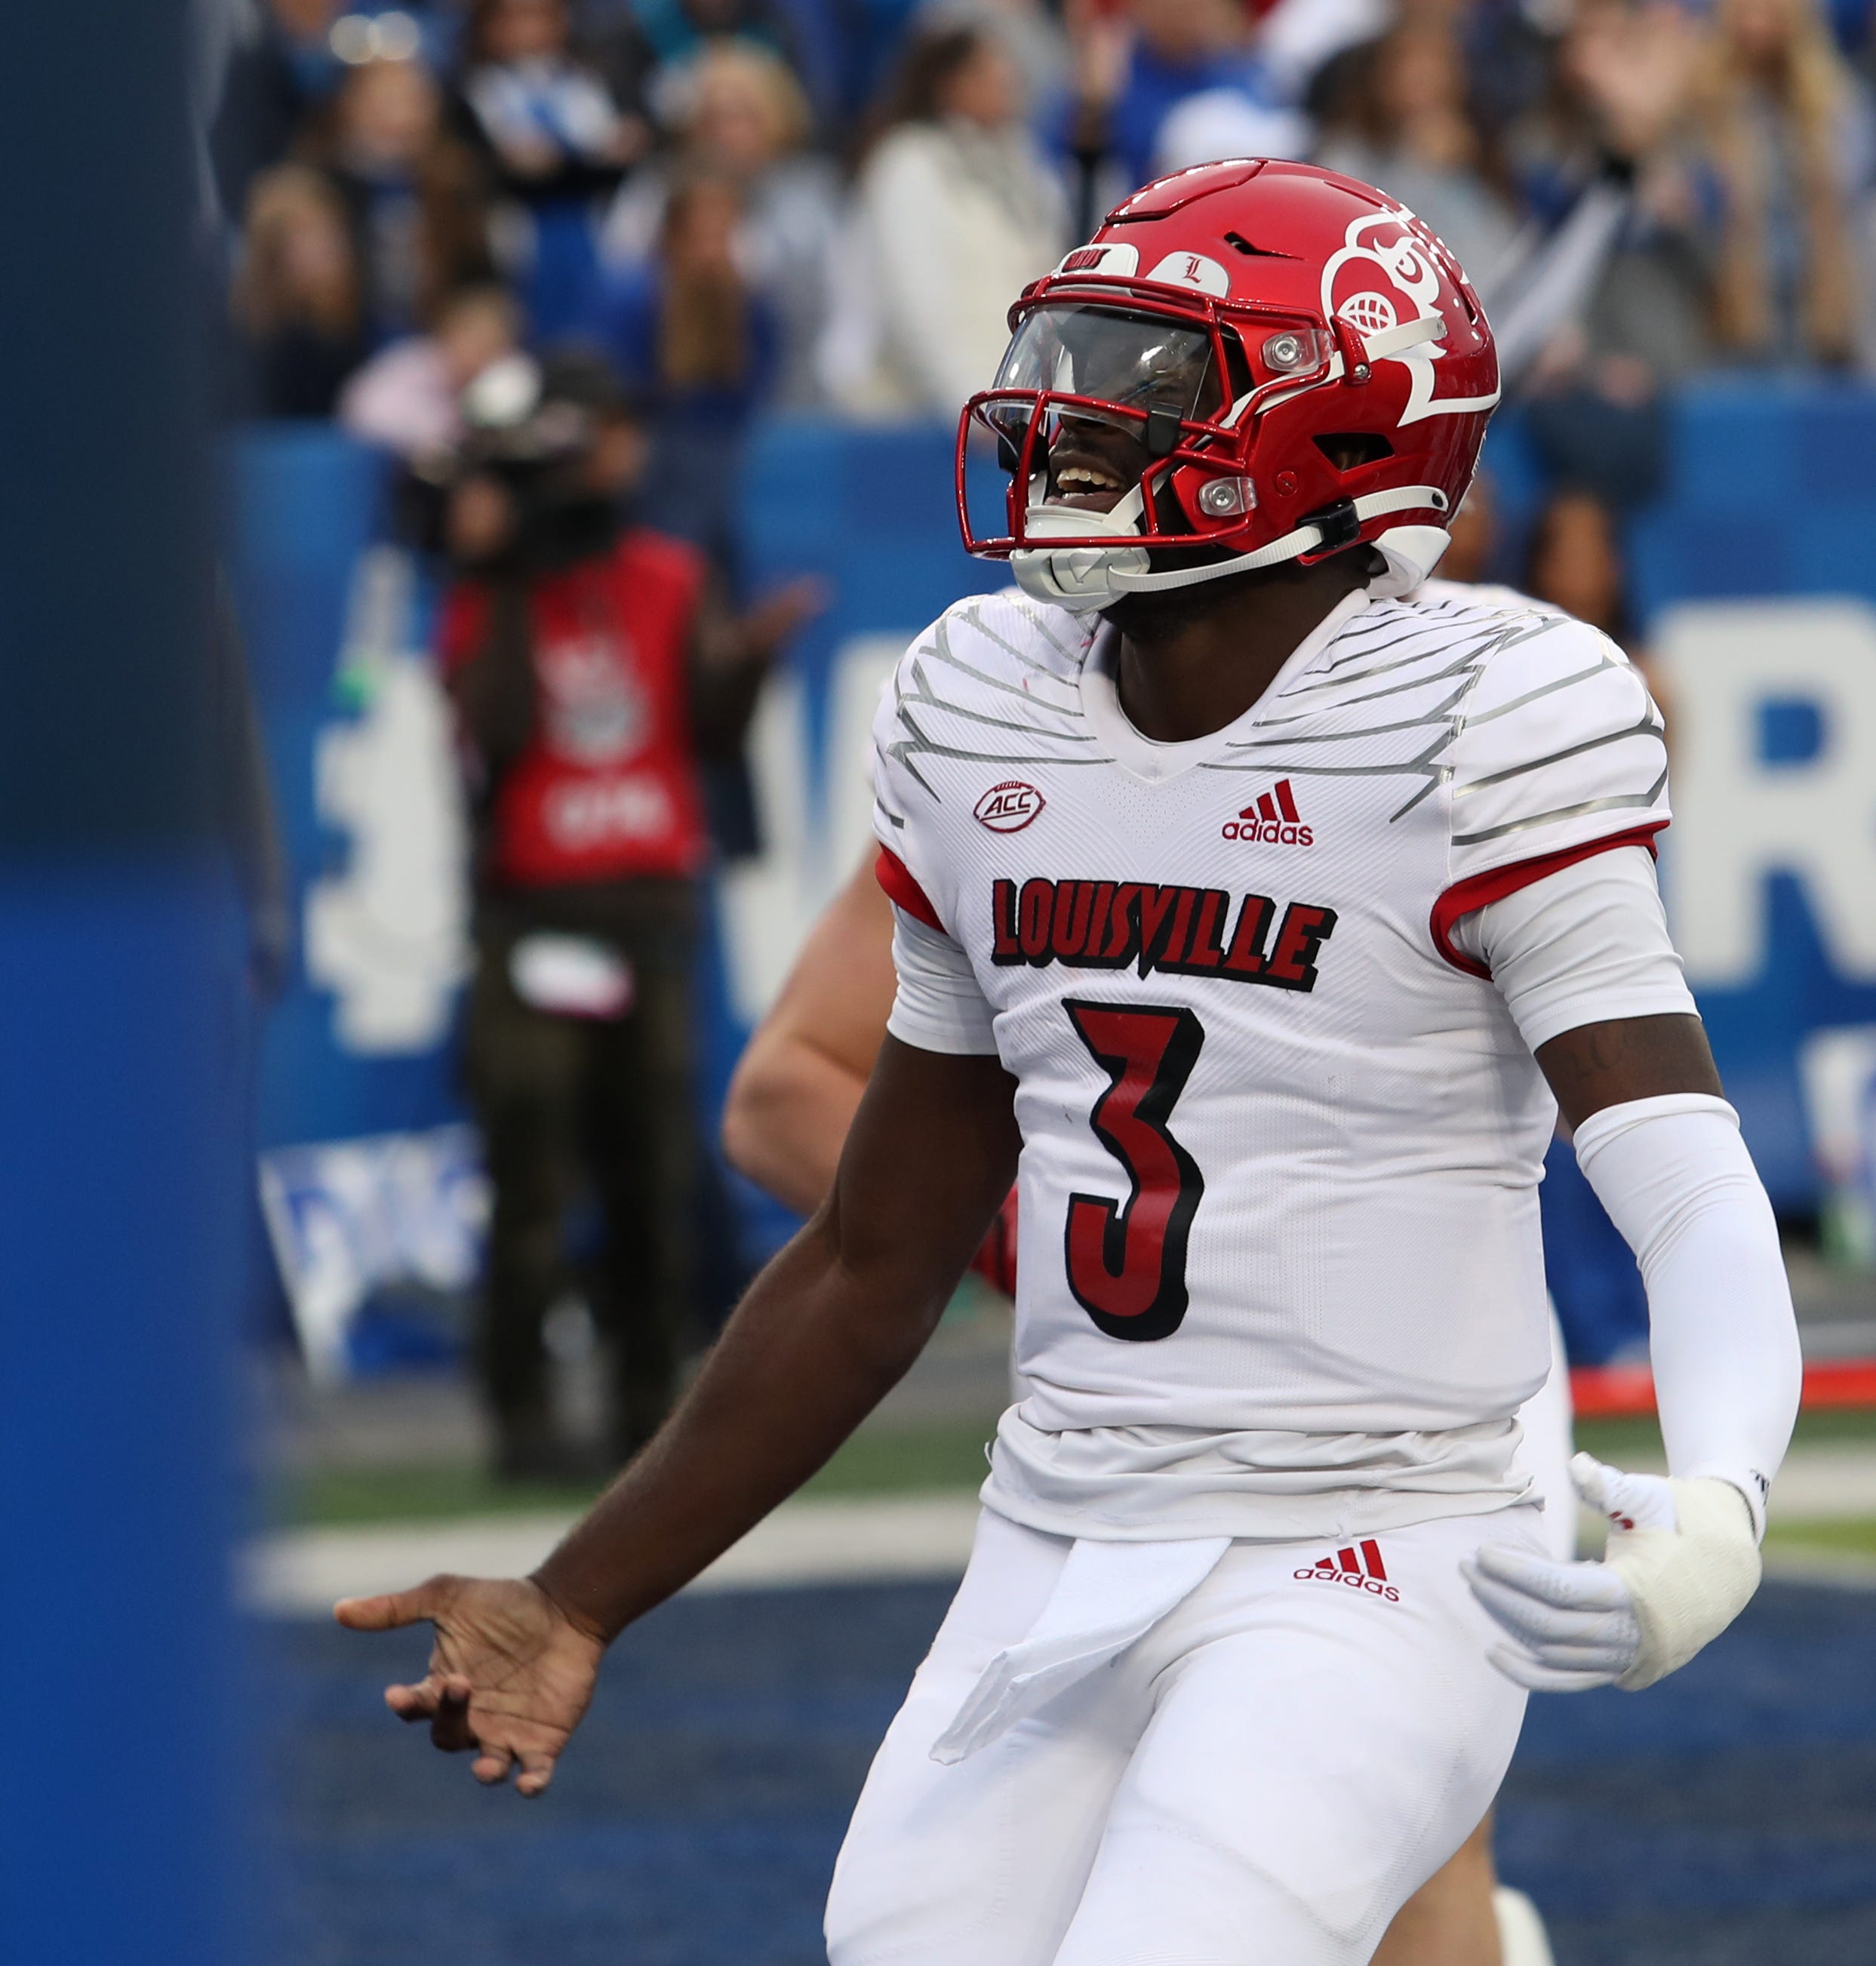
[1765,1516,1876,1558]
[283,1405,1876,1529]
[286,1414,1001,1526]
[1573,1405,1876,1460]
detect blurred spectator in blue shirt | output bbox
[307,51,496,341]
[623,0,817,122]
[823,24,1066,417]
[1693,0,1874,368]
[589,171,780,558]
[455,0,649,337]
[1058,0,1288,210]
[1502,0,1714,388]
[206,2,462,220]
[233,163,371,414]
[208,0,349,214]
[458,0,647,194]
[601,40,840,405]
[270,0,357,100]
[627,0,799,69]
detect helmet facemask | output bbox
[961,284,1459,611]
[962,292,1367,610]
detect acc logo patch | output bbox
[974,780,1045,832]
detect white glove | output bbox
[1463,1453,1761,1692]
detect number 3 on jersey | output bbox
[1063,1001,1204,1342]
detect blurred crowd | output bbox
[209,0,1876,645]
[214,0,1876,475]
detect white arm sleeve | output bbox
[1573,1093,1802,1540]
[886,906,1000,1056]
[1451,845,1697,1053]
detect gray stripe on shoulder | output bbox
[914,611,1081,715]
[1450,774,1668,847]
[1450,712,1665,799]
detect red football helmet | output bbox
[956,158,1500,611]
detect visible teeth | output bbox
[1058,466,1121,491]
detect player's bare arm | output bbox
[1535,1010,1722,1130]
[721,853,896,1214]
[337,1035,1019,1792]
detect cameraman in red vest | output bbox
[440,350,815,1480]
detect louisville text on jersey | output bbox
[992,878,1336,992]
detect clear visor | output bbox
[989,305,1224,438]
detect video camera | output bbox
[449,349,638,571]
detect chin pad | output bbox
[1010,544,1148,611]
[1010,498,1153,611]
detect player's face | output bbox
[992,306,1221,515]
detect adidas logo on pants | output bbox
[1293,1538,1401,1601]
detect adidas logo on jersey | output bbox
[1222,779,1312,847]
[1293,1540,1399,1601]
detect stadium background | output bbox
[6,0,1876,1960]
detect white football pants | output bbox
[826,1503,1542,1966]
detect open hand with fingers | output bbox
[334,1574,607,1797]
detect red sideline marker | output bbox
[1571,1358,1876,1420]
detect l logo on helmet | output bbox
[974,780,1046,832]
[1146,250,1229,298]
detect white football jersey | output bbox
[871,584,1670,1539]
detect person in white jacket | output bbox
[823,24,1068,418]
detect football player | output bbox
[338,162,1801,1966]
[723,847,1570,1966]
[724,848,1566,1966]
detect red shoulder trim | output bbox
[875,845,947,936]
[1431,822,1668,977]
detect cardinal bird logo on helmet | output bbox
[955,158,1500,613]
[1321,208,1498,428]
